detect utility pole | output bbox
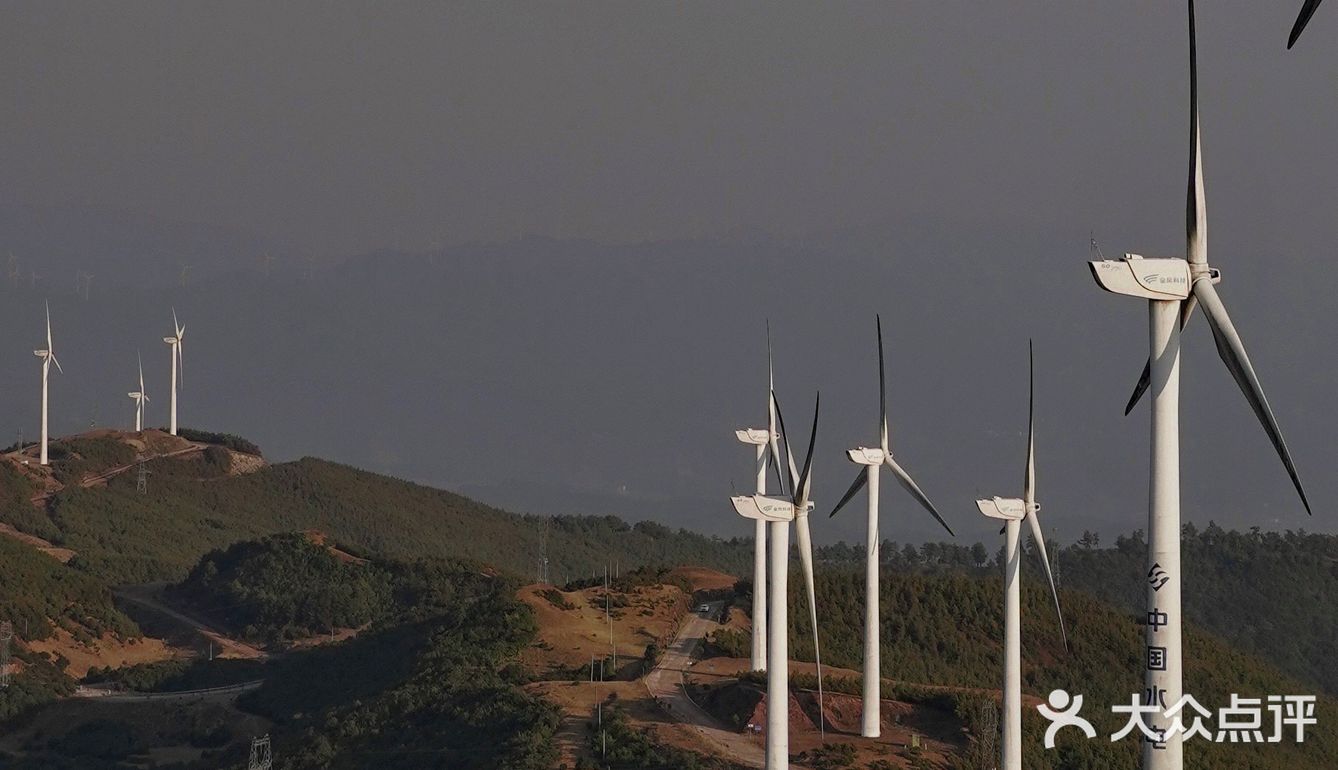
[136,452,148,494]
[248,735,273,770]
[0,621,12,688]
[606,565,616,675]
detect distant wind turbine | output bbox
[128,353,149,432]
[828,315,954,738]
[974,342,1066,770]
[33,302,62,466]
[163,310,185,435]
[731,362,826,769]
[1089,3,1310,767]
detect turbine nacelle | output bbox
[163,336,178,345]
[845,447,885,466]
[33,350,48,358]
[731,494,809,522]
[976,497,1027,521]
[735,428,772,446]
[1088,255,1192,301]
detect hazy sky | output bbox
[2,2,1337,547]
[4,2,1335,256]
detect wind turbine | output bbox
[33,302,62,466]
[1088,3,1310,767]
[1289,0,1325,48]
[163,310,185,435]
[730,374,825,770]
[733,325,779,673]
[974,342,1066,770]
[128,353,149,432]
[827,315,954,738]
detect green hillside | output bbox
[4,544,559,770]
[1059,525,1338,697]
[0,536,134,721]
[777,568,1338,769]
[1,453,748,585]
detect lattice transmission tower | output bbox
[248,735,273,770]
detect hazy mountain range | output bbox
[0,202,1329,547]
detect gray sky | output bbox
[4,2,1334,255]
[1,2,1336,547]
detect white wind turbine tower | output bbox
[827,315,954,738]
[1089,3,1309,768]
[974,342,1066,770]
[163,310,185,435]
[731,373,826,770]
[33,302,63,466]
[128,353,149,432]
[733,324,782,673]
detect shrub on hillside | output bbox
[174,428,263,457]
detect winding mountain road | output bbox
[645,601,765,768]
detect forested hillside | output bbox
[780,568,1338,769]
[814,526,1338,704]
[1,452,749,585]
[1059,524,1338,697]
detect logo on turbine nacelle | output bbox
[846,447,885,465]
[976,497,1026,521]
[734,428,771,445]
[1088,256,1191,300]
[730,495,797,522]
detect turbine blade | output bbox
[1192,278,1311,514]
[772,392,800,495]
[138,353,145,393]
[1124,297,1199,415]
[173,308,182,338]
[1025,510,1069,652]
[50,354,62,375]
[1186,0,1207,267]
[766,321,787,495]
[45,301,52,351]
[796,393,820,505]
[885,456,954,536]
[1025,340,1035,503]
[1289,0,1325,48]
[877,314,888,452]
[793,513,826,738]
[177,340,184,388]
[828,468,868,518]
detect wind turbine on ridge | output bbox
[974,342,1066,770]
[128,353,149,432]
[163,310,185,436]
[1088,3,1310,767]
[33,302,62,466]
[827,315,954,738]
[733,323,779,673]
[730,336,827,770]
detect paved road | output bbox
[645,601,765,768]
[74,680,263,703]
[114,583,268,661]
